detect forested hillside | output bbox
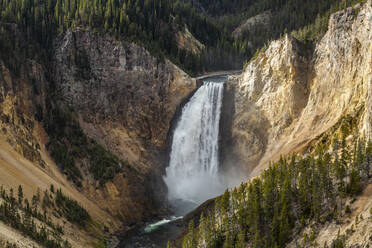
[182,137,372,248]
[0,0,244,75]
[178,1,372,246]
[0,0,368,75]
[185,0,367,68]
[0,185,90,248]
[0,0,372,247]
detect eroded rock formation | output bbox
[225,1,372,176]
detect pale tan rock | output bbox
[227,0,372,177]
[232,11,272,40]
[176,26,205,54]
[287,183,372,247]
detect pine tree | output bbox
[221,189,230,213]
[183,220,197,248]
[17,185,23,206]
[364,140,372,178]
[223,232,234,248]
[235,230,246,248]
[278,175,292,246]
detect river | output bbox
[118,75,229,248]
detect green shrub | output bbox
[88,144,122,186]
[345,205,352,214]
[49,140,82,185]
[55,189,90,226]
[331,235,346,248]
[45,108,124,187]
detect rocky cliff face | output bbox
[54,29,197,165]
[0,27,198,246]
[0,59,47,168]
[223,35,311,173]
[51,29,198,224]
[0,57,122,247]
[225,0,372,176]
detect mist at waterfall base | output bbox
[119,76,247,248]
[163,76,247,216]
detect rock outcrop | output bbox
[52,29,198,224]
[225,0,372,176]
[54,29,197,165]
[0,59,47,167]
[232,11,272,39]
[176,27,205,54]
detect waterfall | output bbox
[163,80,225,209]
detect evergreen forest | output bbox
[0,0,368,76]
[182,136,372,248]
[0,185,90,248]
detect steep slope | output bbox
[176,2,372,247]
[288,184,372,247]
[0,57,119,247]
[180,151,372,248]
[52,28,198,223]
[0,27,198,247]
[225,1,372,176]
[232,11,272,39]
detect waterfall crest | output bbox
[164,81,225,207]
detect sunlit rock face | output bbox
[226,0,372,176]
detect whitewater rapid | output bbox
[163,80,225,207]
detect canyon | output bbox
[0,27,199,246]
[0,0,371,247]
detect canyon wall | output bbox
[225,1,372,176]
[0,57,121,247]
[54,29,197,166]
[0,28,198,246]
[52,28,199,226]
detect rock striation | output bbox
[0,59,47,168]
[225,0,372,176]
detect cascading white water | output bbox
[163,80,225,208]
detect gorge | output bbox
[118,75,240,248]
[0,0,372,247]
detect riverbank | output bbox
[118,218,183,248]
